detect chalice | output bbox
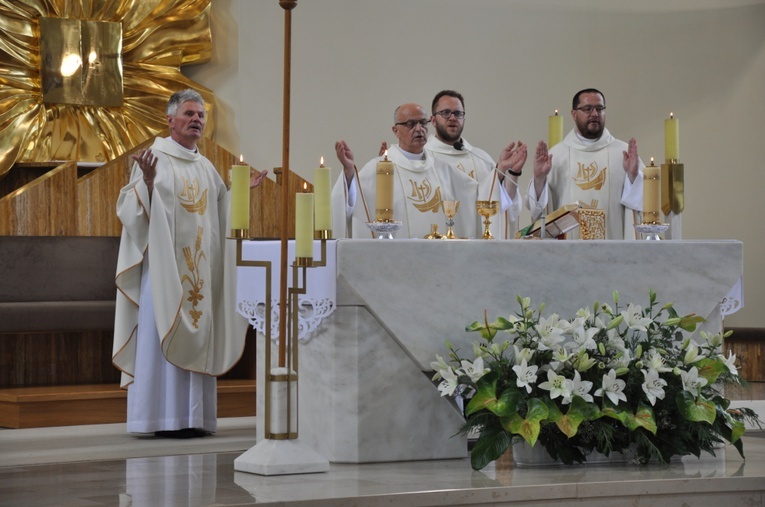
[476,200,499,239]
[441,200,460,239]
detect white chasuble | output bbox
[527,128,644,239]
[113,137,247,389]
[426,136,521,239]
[332,145,479,239]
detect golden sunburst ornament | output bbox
[0,0,215,180]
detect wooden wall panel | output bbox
[0,162,78,235]
[76,139,152,236]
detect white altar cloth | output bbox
[235,240,336,341]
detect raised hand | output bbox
[622,137,639,182]
[498,140,528,174]
[250,169,268,188]
[335,140,356,185]
[378,141,389,157]
[131,149,158,184]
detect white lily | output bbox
[550,347,571,372]
[512,358,538,394]
[679,366,708,396]
[563,370,593,404]
[645,349,672,373]
[513,345,534,365]
[719,350,738,375]
[460,357,490,383]
[535,313,568,350]
[570,323,599,351]
[683,344,705,365]
[595,369,627,405]
[437,367,460,397]
[641,368,667,405]
[621,303,654,331]
[430,354,450,381]
[538,369,570,400]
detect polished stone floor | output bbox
[1,424,764,507]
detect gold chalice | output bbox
[476,200,499,239]
[441,200,460,239]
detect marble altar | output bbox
[245,239,743,464]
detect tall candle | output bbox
[665,112,679,162]
[295,186,314,259]
[376,151,394,221]
[643,158,661,224]
[314,157,332,231]
[230,155,250,230]
[548,110,563,147]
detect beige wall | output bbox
[184,0,765,327]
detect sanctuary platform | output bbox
[1,419,763,506]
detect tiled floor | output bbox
[1,426,764,506]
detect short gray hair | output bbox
[166,89,205,116]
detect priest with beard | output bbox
[425,90,527,239]
[527,88,645,239]
[332,102,507,239]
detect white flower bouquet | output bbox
[432,290,761,470]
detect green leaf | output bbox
[695,357,728,385]
[466,377,524,418]
[501,398,548,446]
[553,396,597,438]
[465,316,514,340]
[678,314,705,332]
[676,391,716,424]
[602,401,656,433]
[469,427,513,471]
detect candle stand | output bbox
[233,235,330,475]
[661,159,684,239]
[366,220,402,239]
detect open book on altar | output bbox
[517,204,582,239]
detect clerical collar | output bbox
[575,131,600,146]
[398,146,426,161]
[167,136,199,153]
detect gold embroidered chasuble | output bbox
[113,137,246,388]
[425,136,521,239]
[331,144,483,239]
[537,128,644,239]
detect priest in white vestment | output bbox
[526,88,645,239]
[112,89,266,437]
[332,103,524,239]
[425,90,526,239]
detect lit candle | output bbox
[230,155,250,230]
[548,110,563,147]
[664,112,679,162]
[643,158,661,224]
[376,151,394,222]
[295,184,314,258]
[313,157,332,231]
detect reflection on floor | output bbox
[1,426,764,506]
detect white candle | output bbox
[295,186,314,259]
[314,157,332,231]
[548,110,563,147]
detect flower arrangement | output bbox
[432,290,761,470]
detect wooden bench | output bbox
[0,236,255,428]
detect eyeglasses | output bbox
[394,118,429,129]
[576,105,606,114]
[434,109,465,119]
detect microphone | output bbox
[453,140,464,151]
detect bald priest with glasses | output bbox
[332,102,528,239]
[527,88,646,239]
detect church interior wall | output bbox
[181,0,765,329]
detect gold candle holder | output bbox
[661,159,684,215]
